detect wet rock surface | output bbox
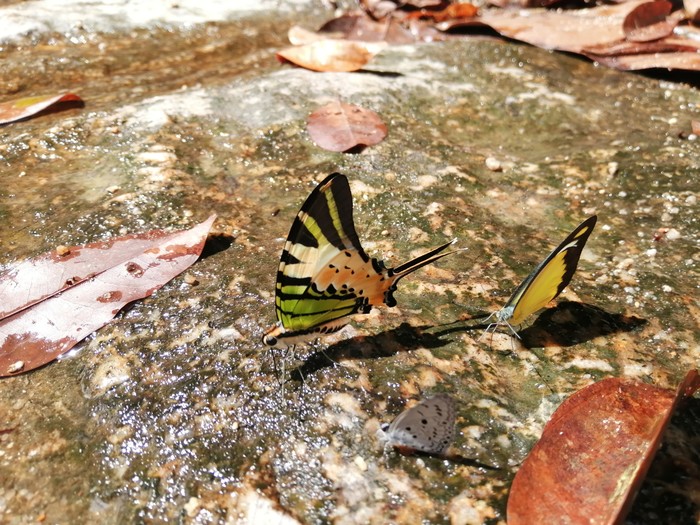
[0,1,698,523]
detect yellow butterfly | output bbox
[485,215,597,337]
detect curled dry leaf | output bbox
[476,1,650,53]
[685,0,700,21]
[0,93,84,125]
[588,50,700,71]
[507,371,700,525]
[405,2,479,22]
[307,101,388,152]
[623,0,675,42]
[276,40,385,73]
[318,13,406,43]
[0,215,216,377]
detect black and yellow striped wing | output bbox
[263,173,374,346]
[496,215,597,328]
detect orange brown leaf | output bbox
[0,93,84,125]
[507,371,700,524]
[276,40,385,72]
[307,101,387,152]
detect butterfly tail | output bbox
[384,240,460,306]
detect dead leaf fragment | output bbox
[276,40,385,72]
[476,1,650,53]
[0,93,84,125]
[0,215,216,377]
[623,1,675,42]
[405,2,479,22]
[685,0,700,21]
[307,101,388,152]
[507,371,700,525]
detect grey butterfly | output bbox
[382,393,456,456]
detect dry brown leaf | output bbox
[623,1,675,42]
[588,50,700,70]
[319,13,422,44]
[685,0,700,21]
[276,40,385,72]
[405,2,478,22]
[307,101,387,152]
[476,1,650,53]
[0,216,216,376]
[507,371,700,524]
[0,93,83,125]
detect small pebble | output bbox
[665,228,681,240]
[7,361,24,374]
[353,455,368,472]
[56,245,70,256]
[485,157,502,172]
[183,273,199,286]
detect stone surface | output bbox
[0,1,698,523]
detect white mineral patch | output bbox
[232,487,301,525]
[115,89,213,129]
[623,362,654,377]
[563,358,614,372]
[0,0,308,42]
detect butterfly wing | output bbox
[386,394,456,455]
[274,173,373,336]
[504,215,597,326]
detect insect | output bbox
[262,173,457,349]
[382,393,456,456]
[485,215,597,338]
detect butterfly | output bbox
[382,393,457,456]
[262,173,457,348]
[485,215,597,338]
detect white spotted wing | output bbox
[383,394,456,455]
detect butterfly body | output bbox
[383,393,457,456]
[487,215,597,336]
[262,173,456,349]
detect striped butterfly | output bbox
[262,173,456,348]
[485,215,597,337]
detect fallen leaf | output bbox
[623,1,675,42]
[507,371,700,525]
[588,50,700,70]
[0,93,84,125]
[405,2,479,22]
[361,0,401,19]
[276,40,385,72]
[320,12,445,43]
[320,13,416,43]
[0,215,216,377]
[404,0,443,7]
[307,101,388,152]
[685,0,700,21]
[475,1,650,53]
[583,39,699,58]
